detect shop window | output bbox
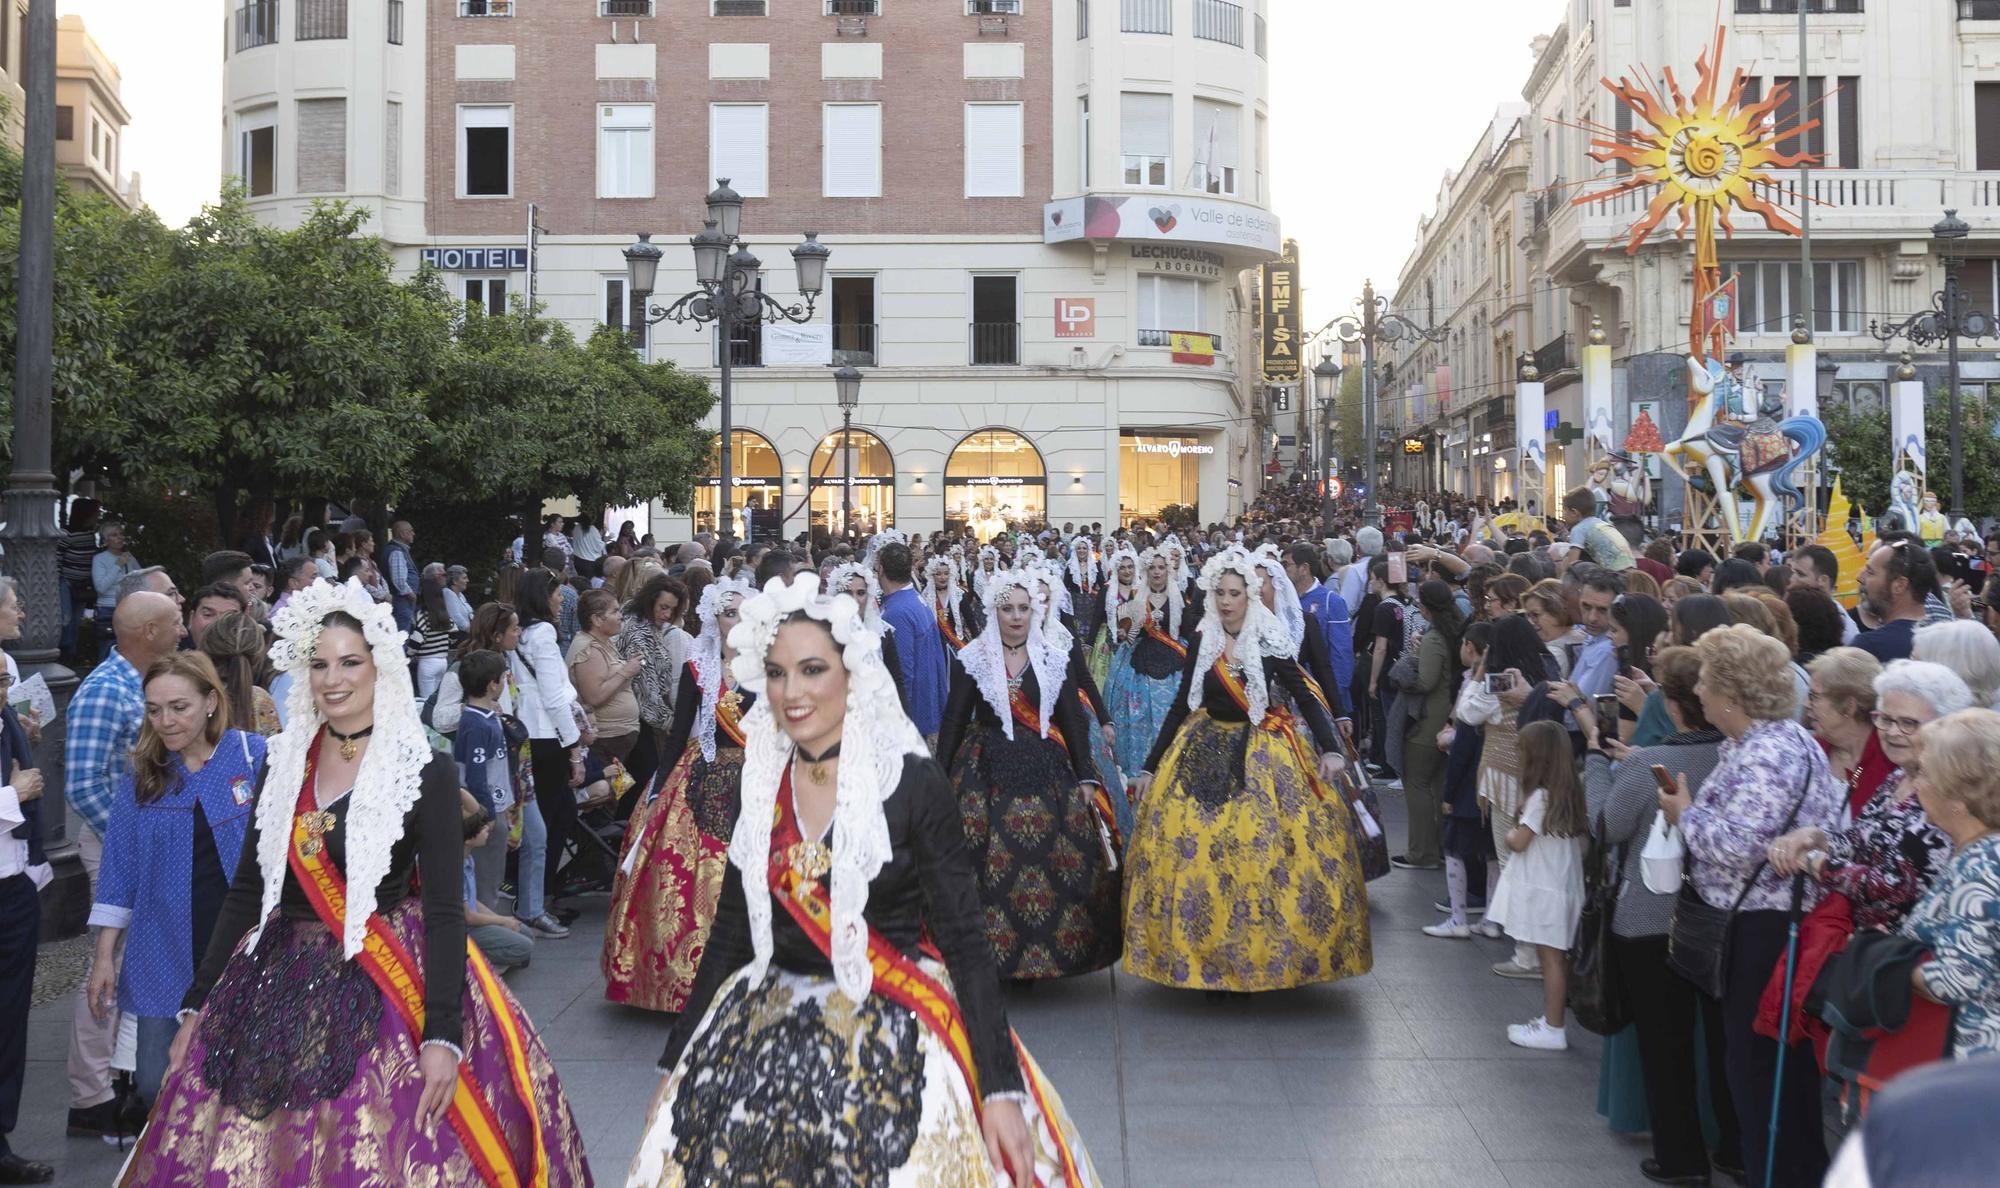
[946,428,1046,539]
[810,428,895,536]
[696,429,783,538]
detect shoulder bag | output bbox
[1666,767,1812,1000]
[1568,809,1630,1035]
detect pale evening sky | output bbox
[67,0,1567,335]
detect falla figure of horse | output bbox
[1665,355,1827,545]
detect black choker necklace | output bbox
[326,723,373,761]
[796,741,841,785]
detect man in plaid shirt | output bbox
[58,592,178,1137]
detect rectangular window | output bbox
[464,277,508,317]
[1192,0,1241,46]
[385,100,402,195]
[710,103,769,197]
[969,0,1022,12]
[236,1,279,50]
[458,104,512,197]
[970,274,1019,365]
[826,0,879,11]
[458,0,511,13]
[55,105,71,141]
[964,102,1024,197]
[1077,0,1088,36]
[1077,96,1090,188]
[1979,84,2000,171]
[1192,99,1239,195]
[1254,112,1268,202]
[601,0,655,13]
[831,275,878,365]
[1136,274,1207,344]
[1121,0,1170,33]
[1725,259,1862,335]
[1613,101,1633,175]
[295,97,347,193]
[713,0,766,13]
[1121,91,1170,188]
[1837,76,1860,168]
[238,107,276,197]
[598,104,655,198]
[716,281,764,366]
[388,0,403,43]
[296,0,347,40]
[604,276,628,332]
[823,102,882,198]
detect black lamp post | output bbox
[626,179,829,541]
[1313,356,1342,530]
[834,365,862,539]
[1316,280,1448,527]
[1869,209,1991,521]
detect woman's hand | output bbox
[416,1043,460,1133]
[1660,771,1694,826]
[1318,753,1346,784]
[1436,727,1455,753]
[1547,680,1582,710]
[167,1011,201,1074]
[981,1098,1036,1188]
[1131,772,1153,803]
[1102,722,1116,750]
[1768,827,1826,876]
[1602,737,1632,763]
[1497,669,1530,709]
[86,956,118,1022]
[1613,673,1650,714]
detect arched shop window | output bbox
[945,428,1046,542]
[809,428,895,537]
[695,429,782,539]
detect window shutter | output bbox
[1120,92,1170,157]
[1613,101,1632,176]
[296,97,347,193]
[385,100,402,196]
[710,104,769,197]
[1980,84,2000,172]
[964,102,1023,197]
[599,104,654,198]
[823,103,881,198]
[1837,76,1859,169]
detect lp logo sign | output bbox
[1054,298,1096,338]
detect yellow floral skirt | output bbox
[1123,709,1373,991]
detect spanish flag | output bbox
[1169,330,1216,366]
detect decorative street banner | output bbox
[763,323,832,365]
[1891,373,1927,482]
[1518,377,1547,477]
[1260,247,1301,386]
[1042,194,1284,255]
[1700,275,1739,348]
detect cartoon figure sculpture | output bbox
[1575,25,1827,549]
[1814,477,1866,609]
[1917,490,1948,546]
[1607,453,1651,546]
[1585,456,1614,519]
[1881,471,1922,537]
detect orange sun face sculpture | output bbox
[1573,25,1821,271]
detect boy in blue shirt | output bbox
[453,651,518,917]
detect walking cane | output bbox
[1764,870,1810,1188]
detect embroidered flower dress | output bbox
[1900,833,2000,1058]
[1103,595,1187,776]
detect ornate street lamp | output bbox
[1314,281,1448,527]
[1313,356,1342,528]
[834,365,862,538]
[625,179,829,541]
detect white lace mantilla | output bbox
[725,574,929,1004]
[691,576,755,763]
[961,571,1063,740]
[1188,548,1292,724]
[925,559,968,639]
[1255,550,1307,652]
[252,578,432,960]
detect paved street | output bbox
[18,789,1657,1187]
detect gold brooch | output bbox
[299,810,336,857]
[787,840,833,886]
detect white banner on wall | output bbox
[1891,378,1927,481]
[762,324,833,366]
[1517,381,1546,477]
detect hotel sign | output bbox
[420,246,528,271]
[1260,244,1301,386]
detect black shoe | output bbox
[1640,1160,1709,1186]
[1389,854,1442,871]
[497,880,517,901]
[552,906,582,926]
[0,1153,54,1185]
[66,1100,120,1138]
[1710,1151,1745,1184]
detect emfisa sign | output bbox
[420,247,528,272]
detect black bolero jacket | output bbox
[935,661,1099,784]
[661,754,1025,1097]
[185,752,469,1045]
[1141,632,1341,775]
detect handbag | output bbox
[1667,774,1812,999]
[1569,812,1630,1036]
[1641,809,1684,894]
[1387,649,1422,694]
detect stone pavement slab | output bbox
[14,785,1659,1186]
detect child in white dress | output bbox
[1486,719,1588,1051]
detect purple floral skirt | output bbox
[118,899,593,1187]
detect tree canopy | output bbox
[1821,391,2000,521]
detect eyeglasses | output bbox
[1870,710,1929,737]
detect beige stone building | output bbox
[0,10,140,209]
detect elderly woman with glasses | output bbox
[1804,647,1890,817]
[1898,708,2000,1059]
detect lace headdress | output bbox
[690,575,756,762]
[1164,537,1191,590]
[862,527,907,567]
[1138,546,1184,637]
[1189,547,1292,723]
[1026,567,1075,654]
[956,571,1063,741]
[725,574,929,1005]
[972,545,1002,602]
[924,556,968,639]
[1066,537,1096,591]
[250,579,432,959]
[1105,545,1142,631]
[1254,547,1307,652]
[826,561,887,633]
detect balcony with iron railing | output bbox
[714,0,766,13]
[1192,0,1241,46]
[601,0,653,13]
[459,0,511,15]
[969,323,1021,366]
[1737,0,1862,13]
[825,0,879,13]
[235,0,278,49]
[1122,0,1170,33]
[1137,329,1222,352]
[1533,332,1574,380]
[297,0,347,40]
[968,0,1021,13]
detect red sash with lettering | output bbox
[1010,685,1121,853]
[287,735,548,1188]
[1211,658,1335,805]
[764,788,1082,1188]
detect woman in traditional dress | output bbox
[1028,567,1133,847]
[1064,537,1104,656]
[925,554,975,652]
[1125,547,1372,993]
[1104,548,1188,777]
[599,576,755,1013]
[1090,547,1139,691]
[133,578,590,1186]
[936,573,1122,980]
[971,545,1003,610]
[624,575,1099,1188]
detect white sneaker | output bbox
[1422,920,1472,939]
[1491,957,1543,979]
[1507,1016,1569,1051]
[1475,919,1505,939]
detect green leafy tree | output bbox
[1336,363,1364,474]
[1821,391,2000,519]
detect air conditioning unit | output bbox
[836,14,868,35]
[969,0,1022,13]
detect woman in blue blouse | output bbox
[85,652,266,1106]
[1903,708,2000,1059]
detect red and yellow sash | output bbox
[937,601,967,651]
[1211,658,1334,805]
[1143,618,1188,659]
[287,735,548,1188]
[715,686,747,748]
[1011,687,1121,853]
[764,788,1082,1188]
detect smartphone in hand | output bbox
[1594,694,1621,739]
[1650,763,1677,796]
[1485,671,1515,694]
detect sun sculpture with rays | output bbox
[1571,23,1827,549]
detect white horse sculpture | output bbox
[1666,356,1826,545]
